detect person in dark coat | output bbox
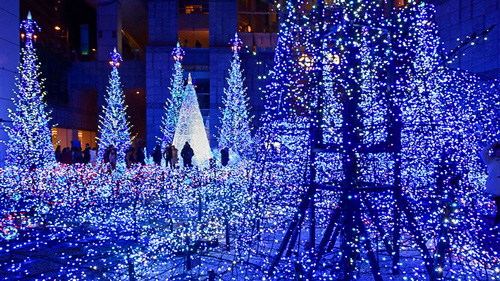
[55,145,62,162]
[220,147,229,166]
[152,145,162,166]
[83,143,91,164]
[172,145,179,168]
[72,146,83,163]
[181,141,194,167]
[136,145,146,165]
[109,148,117,169]
[164,143,173,168]
[61,147,72,164]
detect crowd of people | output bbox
[55,143,95,165]
[152,141,195,168]
[55,141,200,169]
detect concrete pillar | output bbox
[0,2,19,167]
[209,0,237,148]
[149,0,178,46]
[146,0,178,152]
[97,0,122,61]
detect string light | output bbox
[96,47,133,166]
[1,2,499,280]
[4,11,55,169]
[219,33,253,157]
[160,42,185,151]
[172,74,213,166]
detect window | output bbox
[179,0,209,14]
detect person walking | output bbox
[72,146,83,164]
[104,145,113,163]
[136,145,146,165]
[172,145,179,168]
[181,141,194,167]
[164,143,173,168]
[125,146,135,168]
[480,141,500,226]
[90,147,97,164]
[61,147,72,164]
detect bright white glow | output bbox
[173,76,213,166]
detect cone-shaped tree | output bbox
[219,33,253,156]
[160,42,185,150]
[173,74,212,166]
[97,48,133,165]
[4,12,55,169]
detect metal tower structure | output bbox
[264,1,440,279]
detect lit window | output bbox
[185,5,202,14]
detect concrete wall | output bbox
[149,0,178,46]
[434,0,500,79]
[0,2,19,167]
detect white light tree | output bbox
[173,74,212,166]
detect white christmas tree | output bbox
[173,74,212,166]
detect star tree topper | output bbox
[20,11,40,41]
[109,47,122,67]
[172,41,185,61]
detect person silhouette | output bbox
[181,141,194,167]
[221,147,229,166]
[164,143,173,168]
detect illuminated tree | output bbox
[173,74,212,166]
[219,33,253,157]
[1,2,500,281]
[97,48,132,165]
[4,12,55,169]
[160,42,185,150]
[261,0,303,127]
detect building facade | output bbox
[2,0,497,166]
[0,2,20,167]
[0,0,275,160]
[433,0,500,79]
[146,0,274,153]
